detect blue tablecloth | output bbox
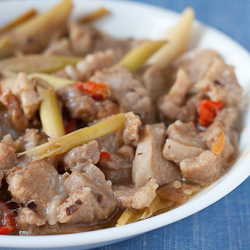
[94,0,250,250]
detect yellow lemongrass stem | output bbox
[28,73,74,89]
[0,0,73,58]
[18,113,126,159]
[0,55,82,75]
[127,210,145,224]
[37,85,65,138]
[118,40,166,72]
[141,195,161,219]
[147,7,194,68]
[116,210,134,227]
[80,7,111,23]
[211,129,225,155]
[0,9,37,34]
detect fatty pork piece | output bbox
[7,160,68,227]
[132,123,181,187]
[141,65,165,101]
[158,68,200,123]
[90,65,153,123]
[113,179,159,210]
[63,49,114,81]
[195,58,242,106]
[163,120,207,163]
[62,140,100,172]
[97,113,141,184]
[56,85,97,122]
[180,150,219,186]
[1,72,41,130]
[171,49,221,84]
[43,38,72,56]
[0,135,16,170]
[201,107,239,167]
[57,164,116,224]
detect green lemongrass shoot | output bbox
[18,113,126,159]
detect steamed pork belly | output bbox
[163,139,204,163]
[97,113,141,184]
[62,49,114,81]
[62,140,100,172]
[90,65,153,123]
[1,72,41,130]
[158,68,198,123]
[167,120,207,149]
[7,160,68,226]
[171,49,221,84]
[180,150,219,186]
[113,179,158,210]
[57,164,116,224]
[132,123,181,187]
[141,64,165,101]
[195,59,242,106]
[56,85,98,122]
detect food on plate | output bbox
[0,0,242,235]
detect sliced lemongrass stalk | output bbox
[0,0,73,58]
[127,210,145,224]
[141,195,173,219]
[211,129,225,155]
[141,195,161,219]
[80,7,111,23]
[18,113,126,159]
[146,7,194,68]
[118,40,166,72]
[116,210,134,227]
[0,9,37,34]
[37,84,65,138]
[0,55,82,75]
[28,73,74,89]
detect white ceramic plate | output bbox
[1,0,250,249]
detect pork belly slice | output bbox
[56,85,97,122]
[113,179,159,210]
[132,124,181,187]
[62,140,100,172]
[196,58,242,106]
[0,143,16,170]
[158,68,198,123]
[65,49,114,81]
[180,150,219,186]
[57,164,116,224]
[90,65,153,123]
[7,161,68,226]
[11,72,41,120]
[142,65,165,101]
[167,120,207,149]
[163,139,205,163]
[172,49,221,84]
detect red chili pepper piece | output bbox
[100,151,111,160]
[198,100,224,127]
[0,201,16,235]
[74,81,111,100]
[65,118,76,134]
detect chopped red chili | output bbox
[198,100,224,127]
[74,81,111,100]
[100,151,111,160]
[0,201,16,235]
[65,118,76,134]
